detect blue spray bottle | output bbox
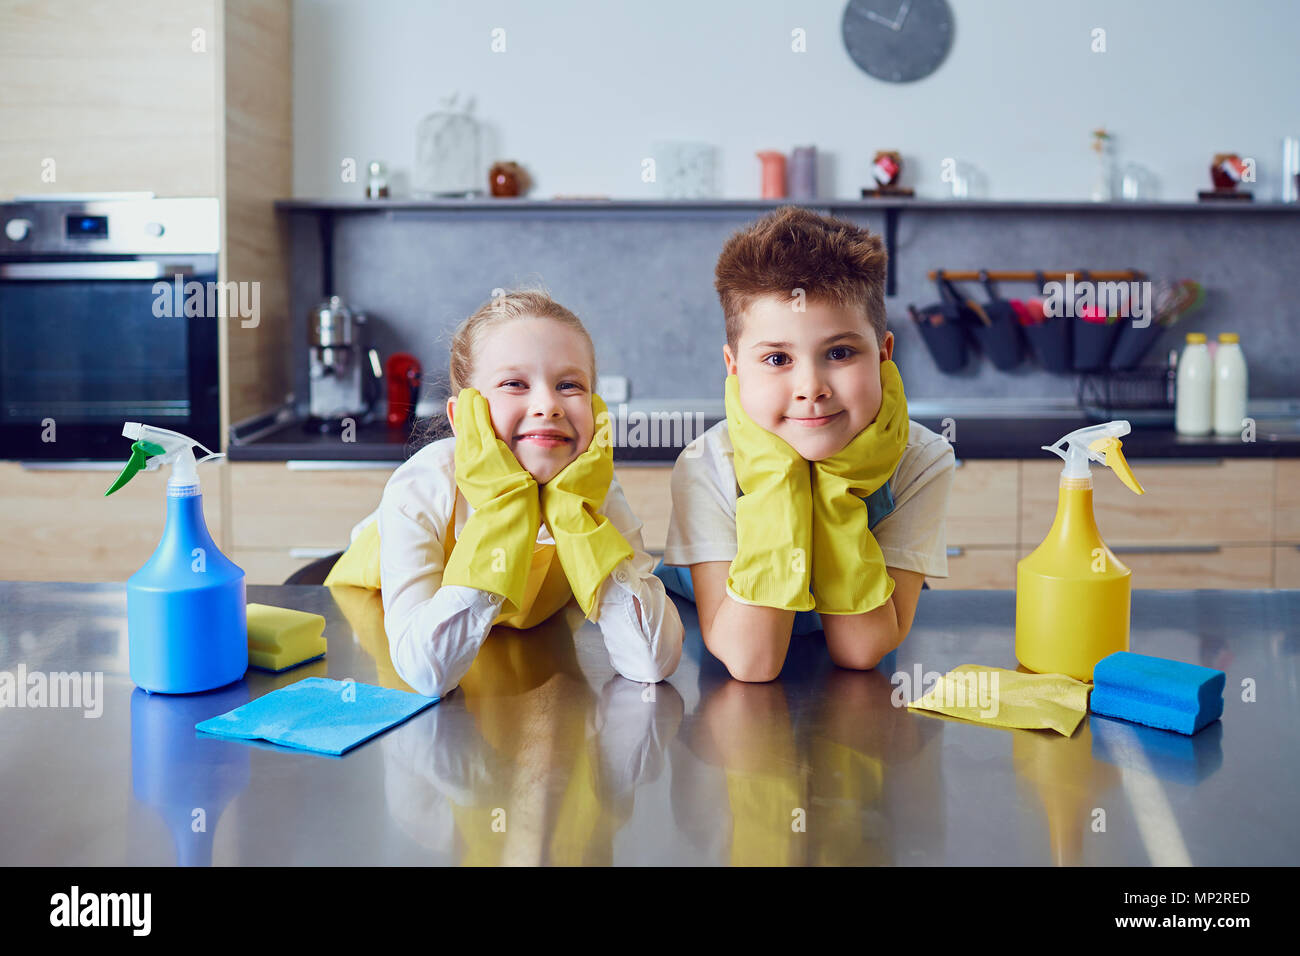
[106,423,247,694]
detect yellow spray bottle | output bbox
[1016,421,1146,682]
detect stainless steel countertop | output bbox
[2,582,1296,865]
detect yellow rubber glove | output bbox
[810,358,909,615]
[540,393,634,619]
[440,387,540,617]
[724,374,815,612]
[322,517,382,589]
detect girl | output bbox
[326,290,682,698]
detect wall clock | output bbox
[841,0,954,84]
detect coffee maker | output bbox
[305,295,382,432]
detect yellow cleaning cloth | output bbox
[247,603,327,672]
[906,665,1090,737]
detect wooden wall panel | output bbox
[0,0,219,198]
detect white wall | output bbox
[294,0,1300,202]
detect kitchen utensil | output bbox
[653,141,717,198]
[1283,137,1300,202]
[1071,270,1122,370]
[912,273,972,373]
[489,161,525,197]
[971,269,1025,370]
[366,161,389,199]
[790,146,817,200]
[385,352,422,429]
[757,151,787,199]
[1108,271,1165,370]
[307,295,382,430]
[1022,271,1071,371]
[414,93,483,198]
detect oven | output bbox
[0,196,220,460]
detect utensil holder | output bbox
[915,314,970,373]
[970,312,1024,370]
[1023,316,1072,372]
[1077,365,1175,418]
[1107,320,1167,370]
[1072,317,1122,371]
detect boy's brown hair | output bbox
[714,206,888,350]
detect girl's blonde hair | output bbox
[407,289,597,454]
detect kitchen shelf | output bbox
[274,197,1300,213]
[274,196,1300,298]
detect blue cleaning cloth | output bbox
[1089,651,1225,736]
[654,479,896,636]
[195,677,438,756]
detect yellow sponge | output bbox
[247,603,327,672]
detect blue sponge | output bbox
[1090,651,1226,735]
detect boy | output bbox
[661,207,955,682]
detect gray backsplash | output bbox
[287,204,1300,415]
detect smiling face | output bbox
[447,317,596,484]
[722,294,893,461]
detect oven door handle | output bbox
[0,261,196,281]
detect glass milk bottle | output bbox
[1175,333,1212,436]
[1213,333,1248,436]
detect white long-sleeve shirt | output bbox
[363,436,682,698]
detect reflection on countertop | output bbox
[2,581,1295,865]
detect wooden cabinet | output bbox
[1020,459,1273,546]
[1275,545,1300,589]
[0,0,220,198]
[8,453,1295,590]
[927,547,1018,590]
[230,547,319,587]
[614,465,672,555]
[1108,545,1274,589]
[945,461,1018,546]
[0,460,226,582]
[229,462,670,586]
[1019,459,1275,589]
[229,461,394,583]
[1276,461,1300,543]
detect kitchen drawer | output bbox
[1275,461,1300,542]
[945,460,1018,546]
[924,547,1018,590]
[0,460,226,582]
[1105,544,1274,589]
[614,465,671,555]
[1020,459,1273,547]
[230,462,395,550]
[1275,545,1300,589]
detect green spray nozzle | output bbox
[105,439,168,495]
[105,422,222,497]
